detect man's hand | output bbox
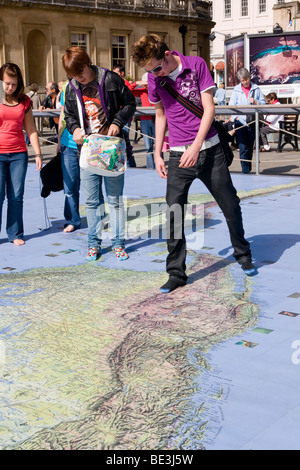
[107,124,120,136]
[179,145,200,168]
[73,128,84,145]
[155,155,167,179]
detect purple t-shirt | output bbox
[148,51,217,147]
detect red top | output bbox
[125,79,138,93]
[130,86,153,121]
[0,95,32,153]
[242,85,251,98]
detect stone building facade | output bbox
[0,0,214,87]
[273,1,300,32]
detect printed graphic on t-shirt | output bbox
[81,81,108,135]
[179,72,201,108]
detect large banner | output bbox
[249,34,300,86]
[225,36,245,88]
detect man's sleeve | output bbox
[147,74,161,104]
[41,96,48,107]
[109,73,136,129]
[64,85,80,135]
[196,58,216,93]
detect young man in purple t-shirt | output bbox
[132,35,256,293]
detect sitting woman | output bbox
[260,93,284,152]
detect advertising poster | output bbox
[250,34,300,86]
[225,36,245,87]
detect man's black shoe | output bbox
[160,276,186,294]
[241,260,257,276]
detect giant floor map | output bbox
[1,167,300,450]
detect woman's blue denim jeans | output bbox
[80,168,125,249]
[234,120,255,174]
[61,144,81,229]
[0,151,28,241]
[140,119,155,169]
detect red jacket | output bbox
[130,85,153,121]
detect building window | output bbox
[258,0,266,13]
[224,0,231,18]
[277,0,284,3]
[112,35,127,70]
[241,0,248,16]
[70,33,88,50]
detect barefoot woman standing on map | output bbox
[0,63,42,246]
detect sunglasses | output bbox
[147,58,165,74]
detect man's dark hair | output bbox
[131,34,169,67]
[113,64,125,74]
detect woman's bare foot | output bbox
[63,224,75,233]
[13,239,25,246]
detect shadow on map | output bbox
[219,233,300,266]
[22,216,88,242]
[187,233,300,285]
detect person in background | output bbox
[26,83,42,133]
[55,81,65,112]
[57,80,81,233]
[214,82,226,106]
[62,47,136,261]
[0,63,42,245]
[132,72,156,169]
[39,81,59,134]
[131,35,256,294]
[25,82,41,144]
[229,68,265,173]
[112,64,137,167]
[260,92,284,152]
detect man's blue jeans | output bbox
[0,152,28,241]
[165,143,251,281]
[61,144,81,229]
[80,168,125,249]
[140,119,155,169]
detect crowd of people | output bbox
[1,37,288,293]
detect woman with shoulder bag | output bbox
[62,47,136,261]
